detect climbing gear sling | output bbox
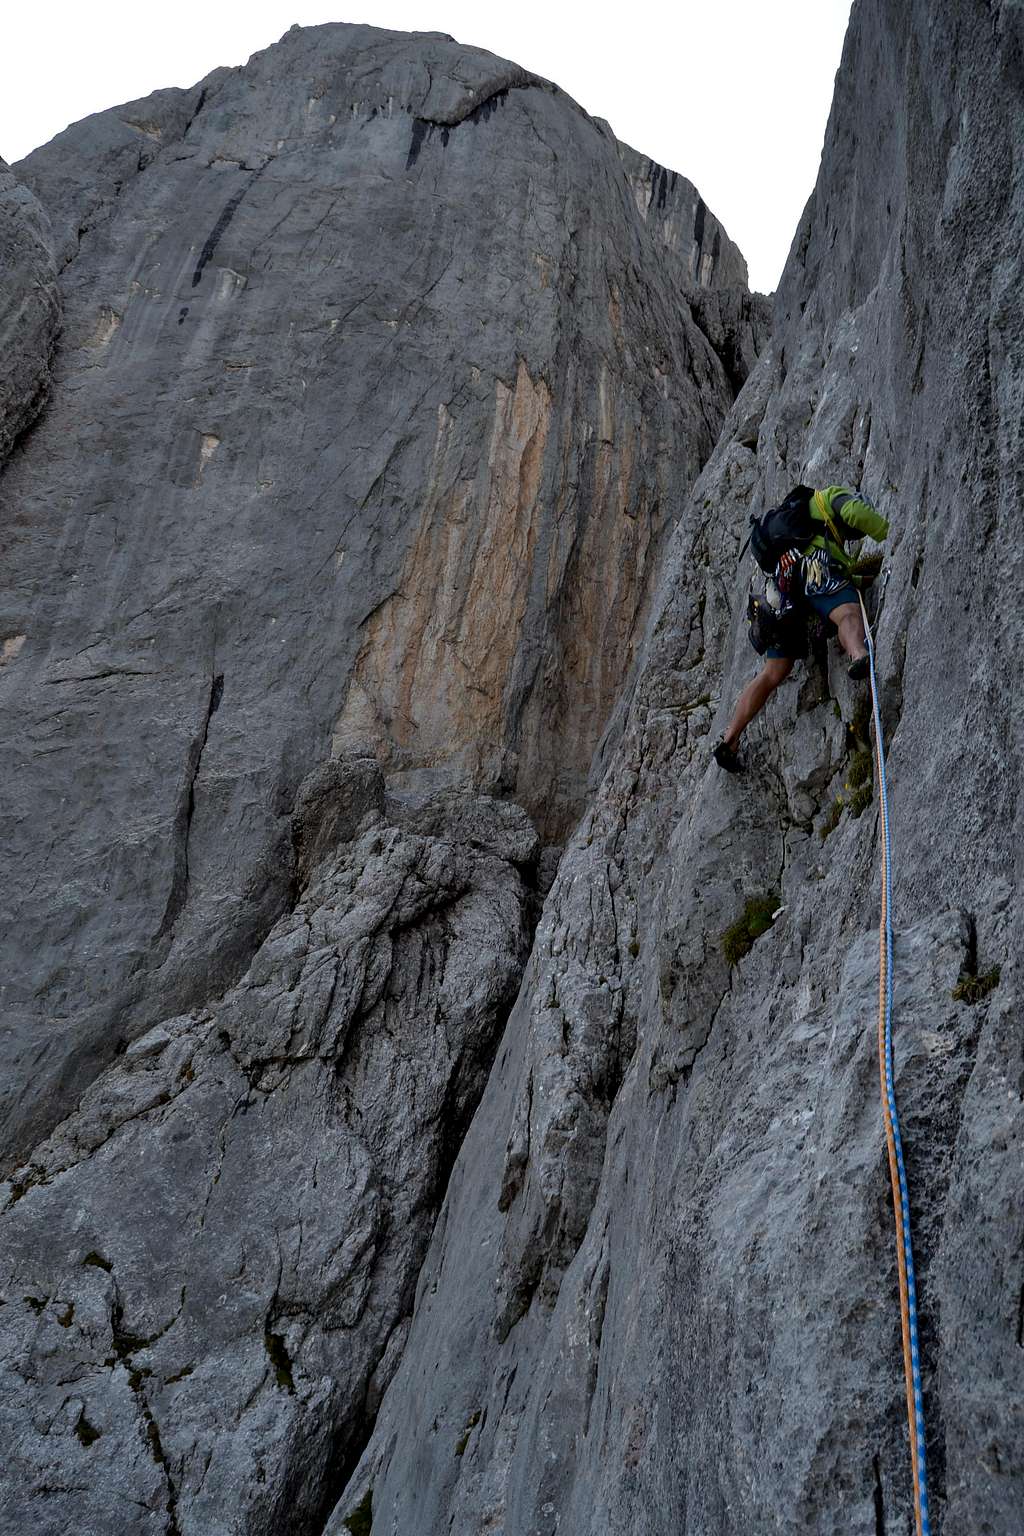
[859,590,931,1536]
[811,488,850,564]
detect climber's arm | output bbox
[832,488,889,542]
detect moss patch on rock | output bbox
[820,797,845,841]
[455,1409,482,1456]
[847,782,873,818]
[846,746,872,789]
[951,965,1000,1005]
[821,709,874,834]
[264,1328,295,1394]
[721,894,779,967]
[342,1488,373,1535]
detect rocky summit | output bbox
[0,4,1021,1535]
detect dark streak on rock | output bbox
[192,170,263,287]
[693,196,707,252]
[182,86,209,141]
[407,80,521,169]
[406,118,430,169]
[467,91,507,127]
[648,161,669,210]
[74,1405,102,1447]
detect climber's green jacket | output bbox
[804,485,889,570]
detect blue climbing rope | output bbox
[859,592,931,1536]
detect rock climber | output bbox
[712,484,889,773]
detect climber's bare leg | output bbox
[722,656,794,747]
[830,601,867,661]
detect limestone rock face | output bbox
[615,138,751,290]
[0,158,60,466]
[1,761,537,1536]
[5,3,1021,1534]
[330,3,1024,1533]
[0,23,762,1165]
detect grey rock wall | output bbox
[331,3,1024,1533]
[0,23,762,1168]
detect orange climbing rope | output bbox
[859,590,930,1536]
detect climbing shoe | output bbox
[847,655,870,682]
[712,738,744,774]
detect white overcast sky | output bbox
[1,1,852,293]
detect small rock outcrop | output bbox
[0,158,60,464]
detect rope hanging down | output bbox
[858,592,931,1536]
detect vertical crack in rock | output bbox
[181,84,211,140]
[157,671,224,938]
[107,1272,185,1536]
[871,1455,885,1536]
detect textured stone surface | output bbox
[4,3,1021,1533]
[331,3,1024,1533]
[0,762,537,1536]
[0,158,60,466]
[10,77,229,272]
[614,137,751,291]
[0,22,762,1166]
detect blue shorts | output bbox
[805,582,859,618]
[765,583,859,659]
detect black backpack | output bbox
[747,485,817,574]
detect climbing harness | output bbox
[859,591,931,1536]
